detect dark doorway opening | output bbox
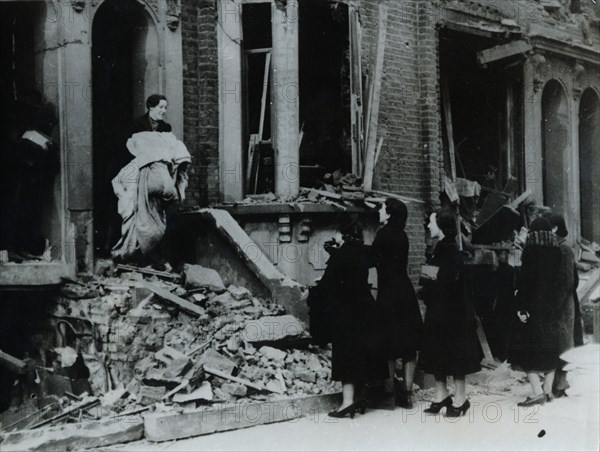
[92,0,148,257]
[299,0,351,184]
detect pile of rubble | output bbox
[1,263,339,434]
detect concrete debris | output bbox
[183,264,226,292]
[2,263,338,449]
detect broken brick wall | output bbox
[181,0,220,208]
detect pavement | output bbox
[105,365,600,452]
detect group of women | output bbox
[316,199,582,419]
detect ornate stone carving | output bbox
[529,52,547,93]
[166,0,180,31]
[71,0,85,13]
[573,61,586,100]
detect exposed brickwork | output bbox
[181,0,220,207]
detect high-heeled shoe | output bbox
[328,401,365,419]
[517,394,546,407]
[423,396,453,414]
[445,399,470,417]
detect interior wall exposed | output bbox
[579,88,600,242]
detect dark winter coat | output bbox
[556,239,578,355]
[419,236,483,376]
[371,221,423,360]
[317,241,388,383]
[509,231,563,372]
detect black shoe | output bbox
[552,388,567,399]
[545,393,554,403]
[517,394,546,407]
[423,396,453,414]
[328,401,365,419]
[445,399,470,417]
[395,391,414,409]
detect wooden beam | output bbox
[477,40,532,66]
[362,3,388,191]
[138,282,206,318]
[0,349,27,374]
[370,190,425,204]
[203,366,269,392]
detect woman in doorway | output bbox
[419,209,482,417]
[318,215,387,418]
[371,199,423,409]
[509,217,563,406]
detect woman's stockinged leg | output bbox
[340,382,355,410]
[543,370,556,396]
[527,372,544,396]
[434,375,449,402]
[453,375,466,406]
[403,360,417,392]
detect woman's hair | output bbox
[146,94,168,110]
[435,208,457,237]
[542,211,568,238]
[385,198,408,228]
[529,216,553,232]
[338,214,363,243]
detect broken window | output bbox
[242,3,274,195]
[439,28,525,229]
[223,0,354,199]
[298,0,351,186]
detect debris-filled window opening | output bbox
[0,1,60,262]
[298,0,351,187]
[242,3,274,195]
[579,88,600,243]
[92,0,154,257]
[439,29,525,233]
[541,80,569,216]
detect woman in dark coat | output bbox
[318,215,388,418]
[419,209,482,417]
[543,211,584,398]
[371,198,423,408]
[509,217,563,406]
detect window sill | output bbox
[209,202,370,216]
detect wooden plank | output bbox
[477,40,532,66]
[370,190,425,204]
[509,189,532,209]
[31,399,100,429]
[474,315,495,363]
[144,393,342,442]
[300,187,343,201]
[2,418,143,451]
[258,52,271,140]
[373,137,384,168]
[138,282,206,318]
[0,349,27,374]
[203,366,269,393]
[116,264,178,280]
[362,3,388,191]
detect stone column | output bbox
[271,0,300,200]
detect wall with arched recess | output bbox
[541,79,570,217]
[579,88,600,243]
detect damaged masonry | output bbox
[1,0,600,450]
